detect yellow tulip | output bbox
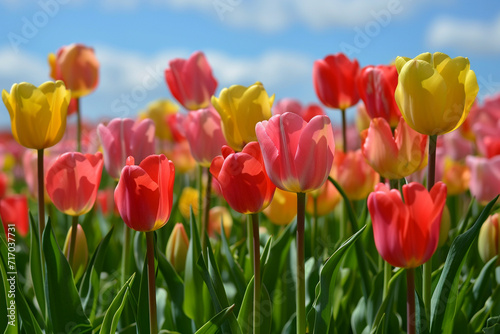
[166,223,189,273]
[139,99,179,140]
[478,213,499,264]
[395,52,478,136]
[178,186,199,219]
[263,188,297,225]
[2,81,70,149]
[212,82,274,151]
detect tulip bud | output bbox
[63,224,88,281]
[478,213,499,264]
[166,223,190,273]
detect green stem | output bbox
[341,108,347,153]
[247,216,254,276]
[311,196,318,260]
[296,192,306,334]
[407,268,416,334]
[383,261,391,299]
[146,231,158,334]
[76,98,81,152]
[201,169,212,256]
[251,213,261,334]
[121,226,131,285]
[37,149,45,238]
[197,165,203,235]
[69,215,78,267]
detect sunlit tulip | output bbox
[2,81,70,150]
[139,99,179,140]
[263,188,297,225]
[210,142,275,214]
[208,206,233,238]
[0,195,29,237]
[97,118,156,180]
[63,224,88,280]
[166,223,189,273]
[438,157,470,195]
[45,152,103,216]
[165,51,217,110]
[273,98,324,122]
[357,65,401,128]
[178,187,199,220]
[212,82,274,151]
[335,149,379,200]
[115,155,175,232]
[184,107,228,167]
[355,103,371,133]
[395,52,479,135]
[48,43,99,98]
[313,53,360,110]
[361,117,427,179]
[306,174,341,216]
[478,213,499,264]
[368,182,447,268]
[256,112,335,193]
[466,155,500,204]
[167,140,197,174]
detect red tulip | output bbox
[165,51,218,110]
[114,155,175,232]
[256,112,335,193]
[45,152,103,216]
[357,65,401,128]
[97,118,156,180]
[96,188,118,217]
[313,53,360,110]
[0,171,7,199]
[184,107,228,167]
[1,195,29,237]
[334,149,379,200]
[210,142,275,214]
[48,43,99,98]
[368,182,447,268]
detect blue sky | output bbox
[1,0,500,127]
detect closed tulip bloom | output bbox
[361,117,427,179]
[368,182,447,268]
[184,107,228,167]
[0,195,29,237]
[335,149,379,200]
[46,152,103,216]
[63,224,88,280]
[395,52,479,135]
[313,53,360,110]
[2,81,70,150]
[48,43,99,98]
[256,112,335,193]
[466,155,500,204]
[139,99,179,140]
[263,188,297,225]
[115,155,175,232]
[166,223,189,273]
[478,213,499,264]
[212,82,274,151]
[210,142,275,214]
[357,65,401,128]
[97,118,156,180]
[165,51,217,110]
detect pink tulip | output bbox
[361,117,427,179]
[184,107,228,167]
[165,51,218,110]
[255,112,335,193]
[335,149,379,200]
[466,155,500,204]
[273,98,325,122]
[97,118,156,180]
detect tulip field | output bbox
[1,46,500,334]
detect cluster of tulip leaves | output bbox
[0,181,500,333]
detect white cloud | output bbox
[427,14,500,54]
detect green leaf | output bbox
[470,286,500,332]
[312,224,366,333]
[42,221,93,333]
[472,255,498,312]
[484,316,500,334]
[28,212,45,320]
[237,277,272,334]
[430,195,498,334]
[100,273,135,334]
[15,278,43,334]
[194,305,236,334]
[416,289,429,334]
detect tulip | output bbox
[0,195,29,237]
[2,81,70,150]
[178,186,199,220]
[212,82,274,151]
[139,99,179,140]
[208,206,233,238]
[184,107,228,167]
[63,224,88,280]
[97,118,156,180]
[263,188,297,225]
[210,142,275,214]
[395,52,479,136]
[165,51,217,110]
[478,213,499,264]
[255,112,335,193]
[166,223,190,273]
[273,98,325,122]
[368,182,447,268]
[48,43,99,98]
[355,103,371,133]
[361,117,427,179]
[466,155,500,204]
[167,140,197,174]
[0,172,8,199]
[305,175,341,217]
[115,155,175,232]
[313,53,360,110]
[334,149,379,201]
[438,157,470,195]
[357,65,401,128]
[96,188,118,217]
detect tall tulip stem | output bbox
[407,268,416,334]
[296,192,306,334]
[37,149,45,237]
[423,134,437,317]
[311,196,318,259]
[146,231,158,334]
[121,226,131,285]
[201,168,212,256]
[69,215,78,267]
[251,213,261,334]
[341,108,347,153]
[76,98,82,152]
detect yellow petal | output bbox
[395,56,411,73]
